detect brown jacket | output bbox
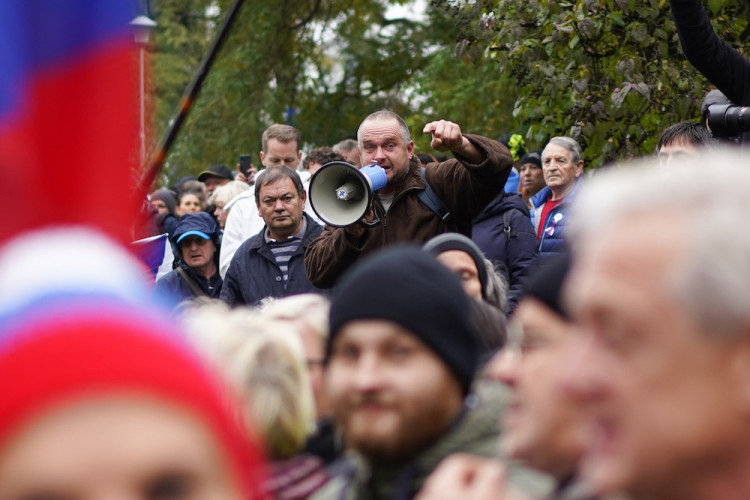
[304,134,513,288]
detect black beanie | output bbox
[519,150,542,168]
[328,246,481,395]
[422,233,489,300]
[523,252,572,319]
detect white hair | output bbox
[212,180,250,207]
[181,302,316,459]
[569,148,750,336]
[257,293,330,342]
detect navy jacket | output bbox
[221,214,324,307]
[531,179,581,259]
[473,192,539,311]
[153,260,223,305]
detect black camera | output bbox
[706,104,750,138]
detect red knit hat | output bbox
[0,296,268,499]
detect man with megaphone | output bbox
[305,110,513,289]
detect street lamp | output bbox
[130,15,157,167]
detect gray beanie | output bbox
[423,232,489,300]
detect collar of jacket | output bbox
[246,212,320,251]
[531,177,582,209]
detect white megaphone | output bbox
[309,160,387,227]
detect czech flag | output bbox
[0,1,140,245]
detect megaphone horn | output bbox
[309,161,387,227]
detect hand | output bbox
[235,163,257,184]
[416,454,509,500]
[235,169,248,183]
[344,205,376,242]
[423,120,469,152]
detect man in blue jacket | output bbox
[532,137,583,259]
[153,212,222,305]
[221,166,324,306]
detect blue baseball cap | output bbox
[176,230,210,244]
[173,213,218,246]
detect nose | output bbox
[559,333,610,403]
[273,199,286,211]
[350,351,385,392]
[484,349,520,388]
[372,146,387,162]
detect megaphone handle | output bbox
[360,214,381,227]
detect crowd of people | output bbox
[3,1,750,500]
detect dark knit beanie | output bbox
[519,150,542,168]
[523,252,572,320]
[150,188,177,215]
[328,246,481,395]
[423,233,489,300]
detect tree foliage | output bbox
[149,0,434,181]
[441,0,749,166]
[147,0,750,182]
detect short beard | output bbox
[335,390,462,465]
[380,157,417,195]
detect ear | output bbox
[300,189,307,203]
[259,151,267,165]
[575,160,584,177]
[407,140,414,159]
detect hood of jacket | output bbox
[474,191,530,224]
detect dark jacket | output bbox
[305,134,513,289]
[472,192,539,311]
[670,0,750,106]
[531,179,581,259]
[309,388,505,500]
[221,214,324,306]
[153,260,222,304]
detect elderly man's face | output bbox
[358,118,414,193]
[257,176,306,240]
[0,397,243,500]
[326,320,463,464]
[542,143,582,196]
[180,236,216,273]
[484,298,582,477]
[561,212,748,498]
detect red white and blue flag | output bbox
[0,0,140,245]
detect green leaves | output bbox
[147,0,750,179]
[437,0,748,166]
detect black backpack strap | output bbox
[417,168,455,228]
[503,209,518,239]
[503,208,518,262]
[177,267,207,298]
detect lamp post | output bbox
[130,15,157,168]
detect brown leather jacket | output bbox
[304,134,512,288]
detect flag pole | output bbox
[137,0,246,196]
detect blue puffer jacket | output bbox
[153,260,223,305]
[531,179,581,258]
[221,214,325,307]
[473,192,539,311]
